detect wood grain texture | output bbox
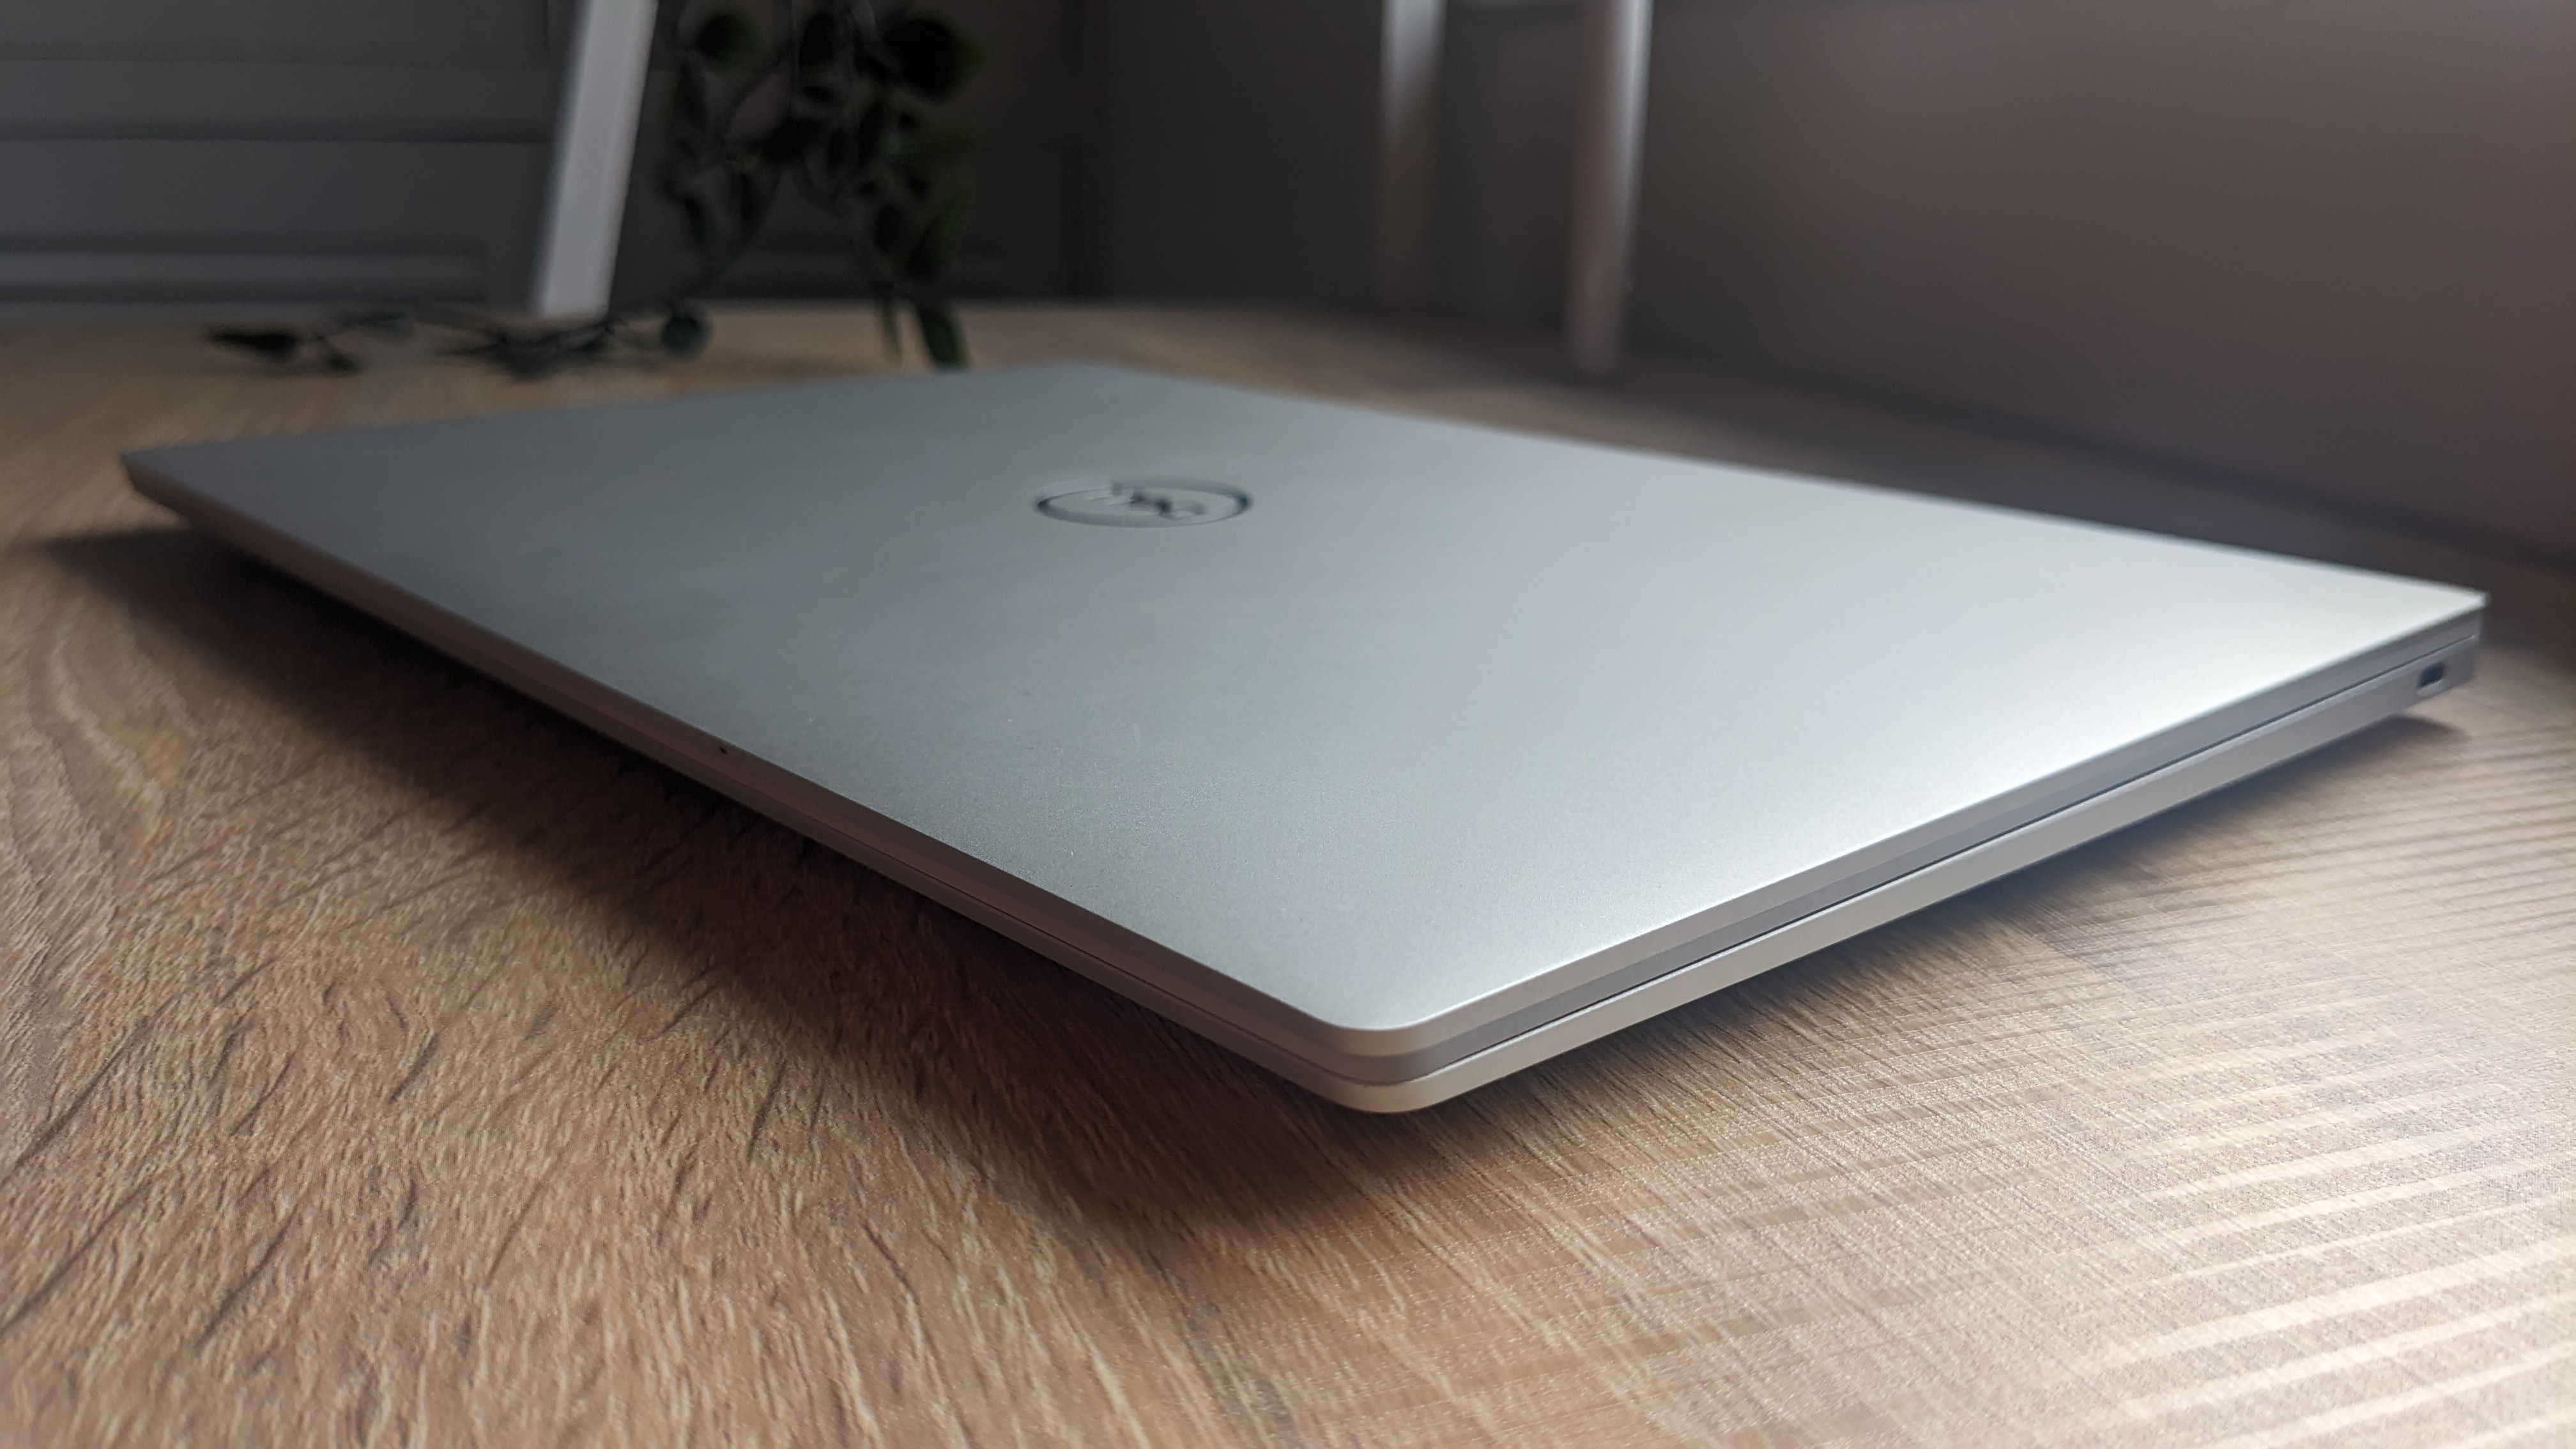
[2,306,2570,1447]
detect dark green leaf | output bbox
[670,64,710,137]
[875,296,903,359]
[796,8,848,72]
[894,126,972,199]
[882,14,983,101]
[837,217,894,289]
[852,99,893,170]
[730,165,774,235]
[760,113,821,165]
[907,190,970,279]
[691,9,760,70]
[655,142,701,201]
[914,300,967,369]
[676,191,716,254]
[871,203,916,261]
[206,327,305,360]
[821,121,856,187]
[850,36,900,87]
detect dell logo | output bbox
[1037,481,1250,527]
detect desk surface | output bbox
[3,306,2569,1446]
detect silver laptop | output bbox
[125,364,2482,1110]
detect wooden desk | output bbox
[4,307,2569,1445]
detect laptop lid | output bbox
[125,364,2483,1100]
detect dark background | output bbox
[4,0,2568,558]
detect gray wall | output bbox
[0,0,567,305]
[1434,0,2576,557]
[1091,0,1383,303]
[1091,0,2575,557]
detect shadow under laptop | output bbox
[40,525,2465,1248]
[36,526,1509,1225]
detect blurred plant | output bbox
[663,0,985,367]
[208,0,981,379]
[208,303,711,380]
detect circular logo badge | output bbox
[1036,480,1250,528]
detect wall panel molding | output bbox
[0,0,565,308]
